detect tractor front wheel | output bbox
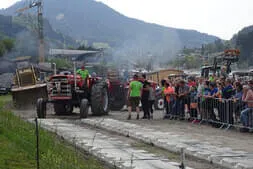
[91,81,109,116]
[37,98,47,118]
[80,99,89,118]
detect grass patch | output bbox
[0,95,108,169]
[0,94,11,102]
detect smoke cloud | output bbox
[110,27,182,70]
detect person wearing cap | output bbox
[128,74,143,120]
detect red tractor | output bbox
[36,70,110,118]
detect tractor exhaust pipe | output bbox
[73,61,77,90]
[52,63,56,75]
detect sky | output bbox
[1,0,253,40]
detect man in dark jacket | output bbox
[222,79,234,99]
[178,80,190,120]
[141,81,150,119]
[222,78,234,124]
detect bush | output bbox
[2,38,15,52]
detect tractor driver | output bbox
[77,65,89,79]
[77,65,90,87]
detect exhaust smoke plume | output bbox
[111,28,182,70]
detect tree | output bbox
[49,58,72,69]
[235,28,253,65]
[2,39,15,52]
[77,45,97,51]
[92,42,111,49]
[0,42,6,57]
[224,41,232,50]
[214,39,225,52]
[182,47,195,55]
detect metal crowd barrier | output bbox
[197,97,253,130]
[165,96,253,131]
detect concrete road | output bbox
[16,107,253,169]
[35,118,194,169]
[82,112,253,169]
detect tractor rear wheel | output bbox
[80,99,89,118]
[91,81,109,116]
[37,98,46,118]
[109,84,126,111]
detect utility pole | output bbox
[16,0,45,63]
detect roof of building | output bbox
[12,56,32,62]
[49,49,99,56]
[146,68,184,75]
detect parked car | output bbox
[0,86,10,95]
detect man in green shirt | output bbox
[77,65,89,88]
[77,65,89,79]
[128,74,143,120]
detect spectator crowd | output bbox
[127,73,253,133]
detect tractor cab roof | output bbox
[201,65,221,70]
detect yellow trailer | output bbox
[11,65,48,109]
[146,69,184,86]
